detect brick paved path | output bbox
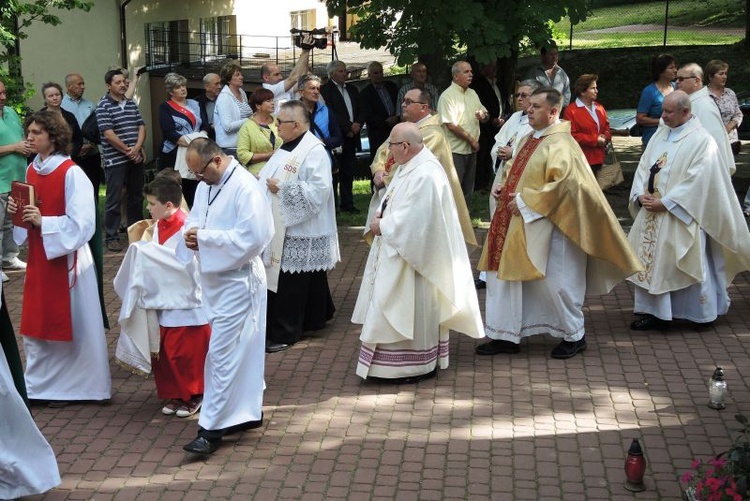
[5,226,750,500]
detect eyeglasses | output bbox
[277,119,297,125]
[402,98,426,106]
[515,92,530,98]
[676,76,698,82]
[195,156,215,176]
[387,141,410,148]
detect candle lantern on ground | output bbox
[708,367,727,410]
[624,438,646,492]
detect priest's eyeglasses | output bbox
[402,98,426,106]
[194,156,216,176]
[387,141,410,148]
[675,76,698,82]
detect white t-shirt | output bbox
[263,80,297,114]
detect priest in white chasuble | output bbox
[352,122,483,384]
[366,87,477,248]
[8,110,111,405]
[178,138,274,456]
[258,100,340,354]
[476,88,642,360]
[627,91,750,331]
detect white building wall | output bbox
[21,0,333,158]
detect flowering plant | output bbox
[681,414,750,500]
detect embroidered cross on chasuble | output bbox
[483,135,545,271]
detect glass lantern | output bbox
[708,367,727,410]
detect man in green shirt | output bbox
[0,80,30,282]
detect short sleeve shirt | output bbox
[0,107,28,193]
[437,82,486,155]
[96,94,145,168]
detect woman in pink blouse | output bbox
[706,59,742,157]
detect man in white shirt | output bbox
[261,48,310,114]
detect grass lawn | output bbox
[556,0,744,32]
[559,31,742,49]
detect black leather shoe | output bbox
[183,436,220,455]
[394,367,438,385]
[225,413,264,435]
[474,278,486,289]
[630,314,670,331]
[550,337,587,359]
[265,342,290,354]
[475,339,520,355]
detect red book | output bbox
[10,181,36,229]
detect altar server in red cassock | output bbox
[8,110,111,404]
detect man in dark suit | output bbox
[359,62,399,162]
[470,62,505,191]
[194,73,221,141]
[321,60,362,213]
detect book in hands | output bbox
[10,181,36,229]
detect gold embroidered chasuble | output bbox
[627,117,750,295]
[478,121,642,295]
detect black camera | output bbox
[290,28,329,50]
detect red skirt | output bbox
[152,324,211,401]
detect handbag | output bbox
[81,111,101,145]
[596,144,624,190]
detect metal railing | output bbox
[144,28,338,81]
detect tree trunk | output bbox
[418,51,450,90]
[497,49,519,114]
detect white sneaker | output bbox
[1,272,9,283]
[2,258,26,270]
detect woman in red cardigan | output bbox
[563,74,611,174]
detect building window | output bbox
[290,10,317,31]
[145,20,189,66]
[200,15,238,60]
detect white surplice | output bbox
[14,154,111,401]
[257,131,339,292]
[479,111,533,283]
[689,87,736,175]
[352,147,483,379]
[0,329,60,498]
[485,222,587,342]
[176,159,274,431]
[113,234,205,375]
[627,117,750,322]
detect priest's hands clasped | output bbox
[266,178,280,194]
[6,196,41,227]
[638,194,666,212]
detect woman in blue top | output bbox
[636,54,677,148]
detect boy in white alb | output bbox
[144,176,211,417]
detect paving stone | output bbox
[8,227,750,500]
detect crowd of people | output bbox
[2,41,750,496]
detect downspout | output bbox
[120,0,134,68]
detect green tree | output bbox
[326,0,589,95]
[1,0,92,109]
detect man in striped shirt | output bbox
[96,69,146,252]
